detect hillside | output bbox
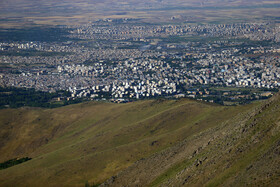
[0,98,260,186]
[101,94,280,186]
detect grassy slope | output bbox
[0,98,250,186]
[100,94,280,186]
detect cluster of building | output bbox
[0,20,279,103]
[69,22,280,42]
[187,48,280,89]
[1,43,279,100]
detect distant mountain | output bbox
[1,0,280,28]
[0,0,275,10]
[0,93,279,186]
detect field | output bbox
[0,0,280,28]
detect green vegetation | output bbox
[84,181,100,187]
[100,93,280,186]
[0,93,279,186]
[0,157,31,170]
[0,50,71,57]
[185,85,278,105]
[0,27,72,42]
[0,86,82,108]
[150,158,194,186]
[0,98,245,186]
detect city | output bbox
[1,1,280,186]
[1,21,280,105]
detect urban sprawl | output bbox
[1,20,280,104]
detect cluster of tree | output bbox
[0,157,32,170]
[0,27,71,42]
[0,50,70,57]
[0,87,82,108]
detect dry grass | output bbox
[0,99,247,186]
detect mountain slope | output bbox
[0,99,255,186]
[100,94,280,186]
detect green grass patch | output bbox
[149,157,195,187]
[0,157,32,170]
